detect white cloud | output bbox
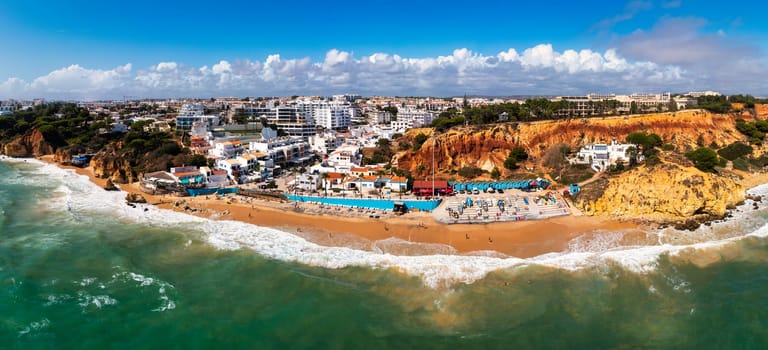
[155,62,177,72]
[211,60,232,75]
[0,64,133,99]
[4,43,749,99]
[615,16,767,93]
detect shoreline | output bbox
[40,156,643,258]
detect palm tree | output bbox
[321,172,330,196]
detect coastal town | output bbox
[1,90,733,228]
[2,91,764,230]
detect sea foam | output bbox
[16,158,768,288]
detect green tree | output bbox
[717,142,753,161]
[626,132,662,157]
[490,167,501,180]
[412,133,429,151]
[685,147,719,172]
[509,146,528,162]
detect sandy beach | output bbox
[44,156,641,258]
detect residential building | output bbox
[294,173,322,192]
[209,140,244,159]
[573,140,637,172]
[309,130,345,155]
[216,159,242,183]
[395,108,436,128]
[176,103,220,130]
[249,137,313,168]
[325,144,362,173]
[373,111,392,124]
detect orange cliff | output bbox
[394,110,746,177]
[2,129,54,157]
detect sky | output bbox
[0,0,766,100]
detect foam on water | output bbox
[17,159,768,288]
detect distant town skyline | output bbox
[1,0,766,99]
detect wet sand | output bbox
[46,157,640,258]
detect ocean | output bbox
[2,158,768,349]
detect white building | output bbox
[554,93,674,116]
[199,166,229,188]
[396,108,435,128]
[294,173,322,192]
[209,140,244,159]
[0,102,16,115]
[573,141,637,172]
[325,144,362,173]
[267,106,317,138]
[687,91,721,97]
[176,104,219,130]
[309,130,345,155]
[373,111,392,124]
[673,96,698,109]
[249,137,313,167]
[288,98,355,131]
[215,159,242,183]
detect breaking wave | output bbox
[13,158,768,288]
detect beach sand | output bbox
[45,157,641,258]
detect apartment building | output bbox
[176,103,219,130]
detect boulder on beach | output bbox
[126,193,147,204]
[104,179,118,191]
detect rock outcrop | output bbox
[756,104,768,120]
[576,163,745,226]
[395,110,743,177]
[104,179,118,191]
[2,129,54,157]
[126,193,147,204]
[54,148,73,164]
[90,148,138,183]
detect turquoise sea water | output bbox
[3,159,768,349]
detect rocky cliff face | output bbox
[394,110,743,177]
[90,148,138,184]
[53,148,72,164]
[576,163,745,224]
[2,129,54,157]
[756,104,768,119]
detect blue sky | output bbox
[0,0,766,99]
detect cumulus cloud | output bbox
[616,16,767,93]
[0,44,717,99]
[0,64,133,99]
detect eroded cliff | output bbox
[90,147,138,184]
[394,110,744,177]
[576,162,745,225]
[2,129,54,157]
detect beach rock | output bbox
[54,148,72,164]
[126,193,147,204]
[91,148,138,183]
[577,162,745,223]
[103,179,118,191]
[3,129,54,157]
[394,110,745,179]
